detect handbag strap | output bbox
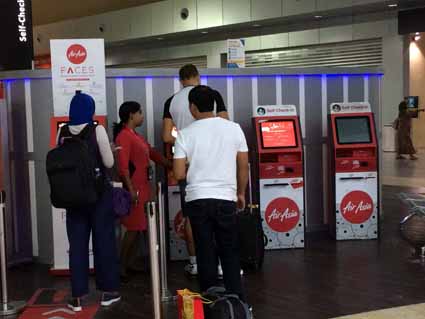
[180,290,213,304]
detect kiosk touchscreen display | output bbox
[336,117,372,144]
[260,120,297,148]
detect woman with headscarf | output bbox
[57,92,120,312]
[396,101,424,160]
[113,101,171,281]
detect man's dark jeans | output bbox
[185,198,244,299]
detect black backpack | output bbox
[46,124,105,209]
[203,287,251,319]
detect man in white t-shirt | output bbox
[162,64,228,276]
[173,85,249,299]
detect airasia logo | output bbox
[265,198,300,233]
[66,44,87,64]
[340,191,373,224]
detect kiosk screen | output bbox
[260,120,297,148]
[336,117,372,144]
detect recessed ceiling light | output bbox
[388,4,398,8]
[315,15,323,19]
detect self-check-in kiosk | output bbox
[253,105,305,250]
[49,116,107,148]
[328,102,379,241]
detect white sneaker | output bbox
[218,264,223,279]
[184,263,198,276]
[217,265,244,279]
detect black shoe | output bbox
[67,297,82,312]
[120,273,131,283]
[101,292,121,307]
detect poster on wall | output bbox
[50,39,107,116]
[227,39,245,68]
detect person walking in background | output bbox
[162,64,229,276]
[395,100,425,160]
[173,85,248,300]
[114,101,171,282]
[57,92,121,312]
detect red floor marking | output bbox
[19,305,99,319]
[53,289,69,303]
[26,288,44,306]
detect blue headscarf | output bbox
[68,92,95,125]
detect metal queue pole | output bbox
[146,201,161,319]
[157,183,174,302]
[0,190,25,316]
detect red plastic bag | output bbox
[177,289,210,319]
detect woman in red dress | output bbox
[113,101,170,280]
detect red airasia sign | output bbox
[340,191,373,224]
[66,44,87,65]
[265,197,300,232]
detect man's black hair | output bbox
[189,85,215,113]
[179,64,199,81]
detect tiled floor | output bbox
[332,303,425,319]
[4,150,425,319]
[5,185,425,319]
[382,149,425,188]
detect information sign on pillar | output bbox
[227,39,246,68]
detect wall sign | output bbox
[330,102,371,115]
[0,0,33,70]
[227,39,245,68]
[50,39,107,116]
[254,105,297,117]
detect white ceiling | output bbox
[32,0,162,25]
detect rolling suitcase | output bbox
[238,164,265,271]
